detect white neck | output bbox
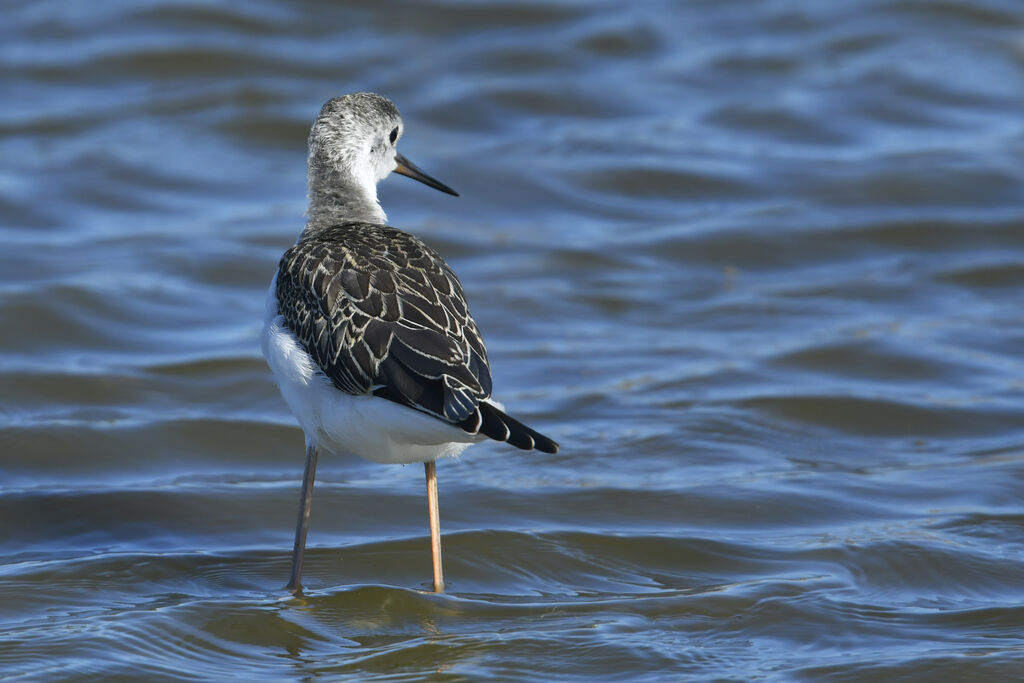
[303,154,386,236]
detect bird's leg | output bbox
[424,459,444,593]
[285,443,319,594]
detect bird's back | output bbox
[276,222,491,419]
[272,222,557,453]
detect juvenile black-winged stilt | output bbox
[262,93,558,594]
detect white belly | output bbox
[261,276,484,464]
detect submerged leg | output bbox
[285,443,319,594]
[424,460,444,593]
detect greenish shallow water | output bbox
[2,1,1024,680]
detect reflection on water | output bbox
[2,0,1024,679]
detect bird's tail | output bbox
[460,401,559,453]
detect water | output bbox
[2,0,1024,679]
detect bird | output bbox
[261,93,559,594]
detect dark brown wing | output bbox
[276,222,491,421]
[276,222,558,453]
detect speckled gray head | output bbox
[306,92,456,228]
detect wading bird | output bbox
[262,93,558,594]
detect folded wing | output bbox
[276,222,557,453]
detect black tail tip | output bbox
[534,435,559,454]
[467,401,561,454]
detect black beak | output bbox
[394,154,458,197]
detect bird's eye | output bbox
[389,127,399,144]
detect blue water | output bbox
[2,1,1024,680]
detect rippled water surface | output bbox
[3,1,1024,680]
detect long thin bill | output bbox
[394,153,458,196]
